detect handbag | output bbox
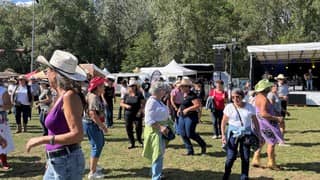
[233,103,260,151]
[162,126,175,141]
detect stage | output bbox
[289,91,320,106]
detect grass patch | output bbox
[1,104,320,179]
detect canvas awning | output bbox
[162,60,197,76]
[80,64,107,77]
[247,42,320,62]
[247,42,320,85]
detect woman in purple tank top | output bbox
[252,79,284,171]
[26,50,87,180]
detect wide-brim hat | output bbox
[106,74,115,82]
[36,50,87,81]
[254,79,274,92]
[128,79,138,87]
[8,78,17,83]
[39,79,49,85]
[275,74,286,80]
[180,78,193,87]
[17,75,27,80]
[88,77,107,92]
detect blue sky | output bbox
[11,0,32,2]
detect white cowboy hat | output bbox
[275,74,286,80]
[36,50,87,81]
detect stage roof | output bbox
[247,42,320,62]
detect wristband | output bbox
[49,135,55,145]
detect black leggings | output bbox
[124,112,143,146]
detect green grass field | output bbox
[1,104,320,180]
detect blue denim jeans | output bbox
[211,110,223,136]
[223,135,250,180]
[306,79,313,91]
[83,121,105,158]
[39,109,48,135]
[151,136,166,180]
[178,116,206,154]
[43,148,85,180]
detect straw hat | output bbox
[8,78,17,83]
[36,50,87,81]
[275,74,286,80]
[254,79,274,92]
[180,78,193,87]
[17,75,27,80]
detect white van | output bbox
[112,73,150,95]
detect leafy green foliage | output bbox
[1,0,320,76]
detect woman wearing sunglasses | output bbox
[221,88,261,180]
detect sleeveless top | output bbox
[255,103,284,145]
[45,96,70,151]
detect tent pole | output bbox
[249,53,253,89]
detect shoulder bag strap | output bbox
[232,103,244,127]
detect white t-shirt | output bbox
[223,103,255,129]
[144,97,169,126]
[120,86,127,99]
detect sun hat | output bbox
[17,75,27,80]
[179,78,193,87]
[128,79,138,87]
[254,79,274,92]
[8,78,17,83]
[275,74,286,80]
[106,74,115,82]
[88,77,107,92]
[39,79,49,85]
[36,50,87,81]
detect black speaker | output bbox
[214,53,224,71]
[288,94,306,105]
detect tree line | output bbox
[0,0,320,76]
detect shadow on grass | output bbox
[282,162,320,173]
[300,129,320,134]
[289,142,320,147]
[251,177,274,180]
[107,167,240,179]
[107,137,130,142]
[0,156,45,178]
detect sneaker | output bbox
[212,135,218,139]
[218,135,222,139]
[88,171,104,179]
[279,143,291,147]
[96,165,103,172]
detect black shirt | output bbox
[180,91,198,117]
[141,82,151,92]
[123,92,144,114]
[103,86,115,105]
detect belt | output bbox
[83,119,94,124]
[46,144,80,159]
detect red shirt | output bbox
[209,89,227,110]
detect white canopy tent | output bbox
[161,60,197,76]
[247,42,320,82]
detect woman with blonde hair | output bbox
[26,50,86,179]
[252,79,284,170]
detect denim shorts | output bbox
[83,121,105,158]
[43,148,85,180]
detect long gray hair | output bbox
[55,73,86,106]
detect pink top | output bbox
[170,88,183,105]
[209,89,227,110]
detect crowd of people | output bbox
[0,50,291,180]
